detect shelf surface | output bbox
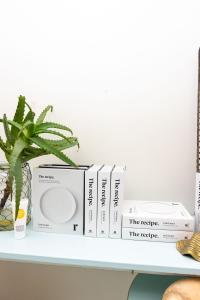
[0,228,200,275]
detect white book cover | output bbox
[195,172,200,231]
[32,166,85,235]
[84,165,103,237]
[122,228,193,243]
[97,165,114,238]
[122,200,194,232]
[109,165,126,238]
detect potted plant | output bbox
[0,95,79,230]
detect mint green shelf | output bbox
[0,227,200,275]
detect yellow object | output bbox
[17,209,25,219]
[0,220,12,226]
[176,232,200,262]
[12,198,28,239]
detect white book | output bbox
[109,165,126,238]
[122,228,193,243]
[195,172,200,231]
[97,165,114,238]
[122,200,194,232]
[84,165,103,237]
[32,165,86,235]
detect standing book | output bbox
[84,165,103,237]
[109,165,126,238]
[97,165,114,238]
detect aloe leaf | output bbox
[21,140,78,162]
[25,101,32,112]
[13,95,26,123]
[0,135,8,153]
[11,95,26,139]
[0,175,12,210]
[24,146,46,154]
[22,150,48,162]
[0,119,23,131]
[30,136,77,166]
[24,110,35,123]
[36,129,72,141]
[44,137,79,150]
[24,101,35,123]
[13,158,23,220]
[17,120,33,139]
[21,146,48,162]
[3,114,13,146]
[35,122,73,135]
[36,105,53,125]
[9,138,28,177]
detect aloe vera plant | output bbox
[0,96,79,220]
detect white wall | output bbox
[0,1,199,299]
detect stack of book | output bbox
[84,164,126,238]
[122,200,194,242]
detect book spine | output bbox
[84,170,98,237]
[122,228,193,242]
[97,171,111,238]
[122,216,194,232]
[109,171,124,238]
[195,172,200,231]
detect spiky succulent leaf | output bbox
[17,120,33,139]
[24,110,35,123]
[23,101,35,136]
[0,119,23,131]
[13,95,26,123]
[24,146,46,154]
[21,137,79,161]
[35,122,73,135]
[30,136,77,166]
[9,138,27,217]
[3,114,13,146]
[13,158,23,220]
[11,95,26,139]
[43,137,79,150]
[24,101,35,124]
[22,146,48,162]
[9,138,28,177]
[22,150,48,162]
[0,135,8,153]
[36,129,72,141]
[24,101,32,112]
[36,105,53,125]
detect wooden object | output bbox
[163,277,200,300]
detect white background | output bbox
[0,1,199,299]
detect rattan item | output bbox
[176,233,200,262]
